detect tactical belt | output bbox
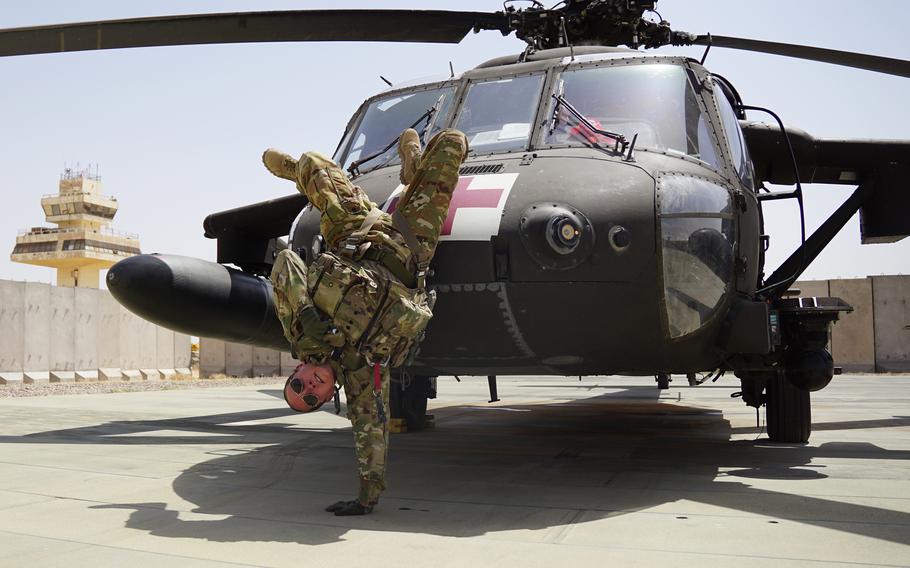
[338,206,425,290]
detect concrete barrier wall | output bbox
[24,283,51,373]
[0,280,191,379]
[175,333,191,369]
[225,343,254,377]
[829,278,876,372]
[872,276,910,372]
[796,280,830,298]
[0,280,24,372]
[195,337,289,378]
[199,337,226,377]
[138,318,159,370]
[97,293,120,369]
[74,288,99,371]
[253,347,280,377]
[196,340,289,378]
[50,286,74,372]
[280,351,297,376]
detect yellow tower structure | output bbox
[11,166,141,288]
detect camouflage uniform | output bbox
[270,129,467,506]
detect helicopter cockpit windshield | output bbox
[543,63,720,168]
[339,85,456,173]
[454,74,545,153]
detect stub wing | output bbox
[203,193,308,274]
[743,121,910,243]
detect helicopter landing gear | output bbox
[735,370,811,444]
[390,373,436,431]
[765,370,811,443]
[655,373,671,390]
[732,297,847,444]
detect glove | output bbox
[324,500,373,516]
[296,305,331,339]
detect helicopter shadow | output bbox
[3,385,909,547]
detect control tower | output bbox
[11,166,141,288]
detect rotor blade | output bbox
[692,35,910,78]
[0,10,508,58]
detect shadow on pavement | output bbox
[2,386,908,546]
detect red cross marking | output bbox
[385,176,507,236]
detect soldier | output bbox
[263,127,468,516]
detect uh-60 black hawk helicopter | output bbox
[3,0,907,443]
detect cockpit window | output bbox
[455,74,544,154]
[713,83,755,190]
[544,63,719,168]
[339,85,455,172]
[658,175,735,338]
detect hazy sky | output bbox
[2,0,908,285]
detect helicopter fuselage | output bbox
[288,48,763,376]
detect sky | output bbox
[1,0,908,286]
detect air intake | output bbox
[459,163,504,176]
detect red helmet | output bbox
[283,363,336,413]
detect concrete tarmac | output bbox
[0,375,908,567]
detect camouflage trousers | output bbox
[334,346,390,506]
[270,128,467,505]
[393,128,468,264]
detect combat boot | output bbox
[262,148,298,181]
[397,128,422,185]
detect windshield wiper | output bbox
[348,94,446,177]
[549,87,630,157]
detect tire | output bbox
[656,373,670,390]
[766,372,811,443]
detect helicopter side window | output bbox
[543,64,719,169]
[339,85,456,172]
[454,74,544,154]
[658,175,735,338]
[713,84,755,190]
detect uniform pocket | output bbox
[309,253,383,346]
[363,281,433,366]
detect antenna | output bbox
[559,17,574,61]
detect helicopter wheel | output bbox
[391,374,435,431]
[765,371,811,443]
[656,373,671,390]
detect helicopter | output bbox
[2,1,908,443]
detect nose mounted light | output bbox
[549,216,582,253]
[609,225,631,252]
[520,203,595,270]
